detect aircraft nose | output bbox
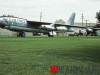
[0,18,7,27]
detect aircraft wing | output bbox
[86,26,94,27]
[27,21,51,26]
[54,23,85,28]
[92,28,100,30]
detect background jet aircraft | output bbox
[0,12,79,37]
[84,24,100,36]
[78,11,100,36]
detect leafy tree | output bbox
[96,11,100,23]
[55,19,66,24]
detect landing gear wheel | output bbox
[17,32,26,37]
[48,33,54,37]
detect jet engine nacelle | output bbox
[86,28,97,36]
[41,25,55,31]
[86,28,93,32]
[56,27,67,31]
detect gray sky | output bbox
[0,0,100,23]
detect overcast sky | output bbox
[0,0,100,23]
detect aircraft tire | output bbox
[21,32,26,37]
[17,32,26,37]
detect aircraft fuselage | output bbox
[0,16,73,33]
[0,13,76,37]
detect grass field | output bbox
[0,36,100,75]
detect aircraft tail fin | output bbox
[66,12,76,26]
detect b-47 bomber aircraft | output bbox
[0,12,81,37]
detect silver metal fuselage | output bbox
[0,16,74,33]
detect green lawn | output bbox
[0,36,100,75]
